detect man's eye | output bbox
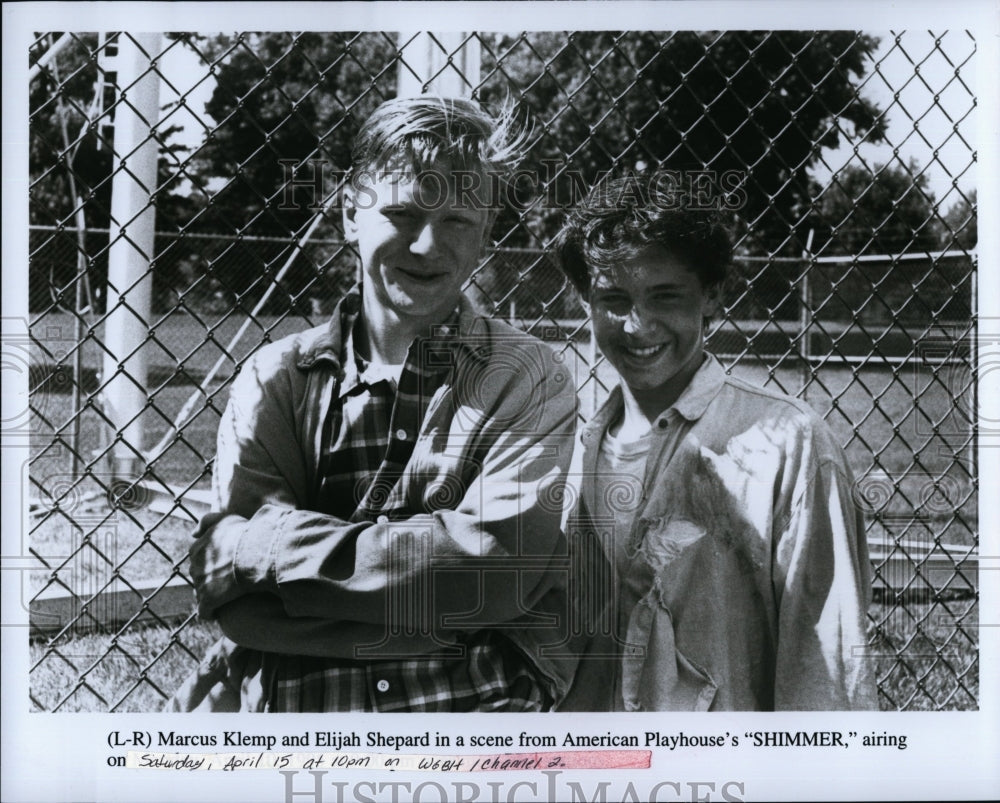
[597,295,631,314]
[445,214,477,227]
[383,207,414,220]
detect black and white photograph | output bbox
[3,1,998,801]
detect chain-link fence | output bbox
[24,30,978,711]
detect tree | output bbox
[476,31,886,253]
[186,32,397,235]
[30,34,112,231]
[940,189,977,251]
[173,32,398,312]
[29,33,197,312]
[806,161,942,257]
[800,162,965,326]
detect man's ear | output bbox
[702,283,723,320]
[478,207,500,254]
[342,186,359,244]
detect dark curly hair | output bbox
[555,172,733,301]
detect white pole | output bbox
[397,32,481,98]
[799,228,815,402]
[28,33,73,83]
[102,33,160,480]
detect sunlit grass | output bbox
[30,618,223,712]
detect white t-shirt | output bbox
[595,424,651,577]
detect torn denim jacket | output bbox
[572,355,879,711]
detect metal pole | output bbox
[28,33,72,83]
[397,32,481,97]
[799,228,815,402]
[102,33,160,480]
[969,259,977,479]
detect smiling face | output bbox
[590,246,720,420]
[344,162,490,335]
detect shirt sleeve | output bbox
[203,339,577,651]
[215,593,458,658]
[771,454,880,710]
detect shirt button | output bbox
[395,428,408,440]
[657,419,669,430]
[376,679,390,693]
[377,515,389,524]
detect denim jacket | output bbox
[571,355,878,711]
[168,291,603,711]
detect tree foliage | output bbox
[805,161,942,256]
[940,189,977,251]
[31,31,907,314]
[29,33,195,312]
[187,32,397,237]
[797,163,975,327]
[476,31,886,252]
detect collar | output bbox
[669,352,727,422]
[581,353,727,444]
[296,283,491,374]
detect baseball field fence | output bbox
[20,30,978,711]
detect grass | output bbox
[28,501,196,598]
[27,601,978,712]
[24,311,979,712]
[869,598,979,711]
[30,618,223,713]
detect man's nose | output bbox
[410,220,441,257]
[622,305,654,335]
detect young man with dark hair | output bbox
[171,96,596,712]
[556,172,878,711]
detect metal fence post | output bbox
[101,33,160,480]
[799,228,814,401]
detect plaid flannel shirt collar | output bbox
[338,297,463,401]
[296,284,490,379]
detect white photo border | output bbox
[3,2,997,801]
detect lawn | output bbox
[24,310,979,712]
[30,618,223,713]
[28,601,978,712]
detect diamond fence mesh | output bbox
[23,30,978,711]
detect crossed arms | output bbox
[189,335,578,659]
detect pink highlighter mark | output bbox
[468,751,651,771]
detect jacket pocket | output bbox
[621,592,718,712]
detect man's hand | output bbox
[189,513,249,618]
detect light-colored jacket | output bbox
[168,291,605,711]
[570,355,879,711]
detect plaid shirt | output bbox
[255,290,550,712]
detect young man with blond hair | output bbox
[172,97,598,712]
